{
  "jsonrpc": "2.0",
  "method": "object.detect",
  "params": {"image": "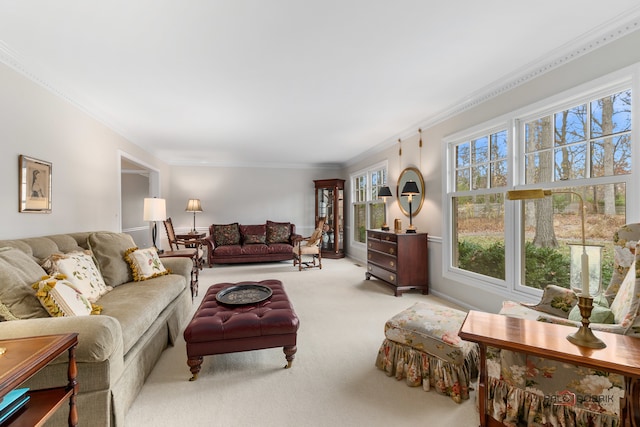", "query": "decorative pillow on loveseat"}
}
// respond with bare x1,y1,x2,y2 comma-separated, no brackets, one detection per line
32,274,102,317
266,220,291,244
41,251,111,303
124,247,169,281
213,223,241,246
240,224,266,244
523,284,578,318
568,294,614,324
87,232,136,287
